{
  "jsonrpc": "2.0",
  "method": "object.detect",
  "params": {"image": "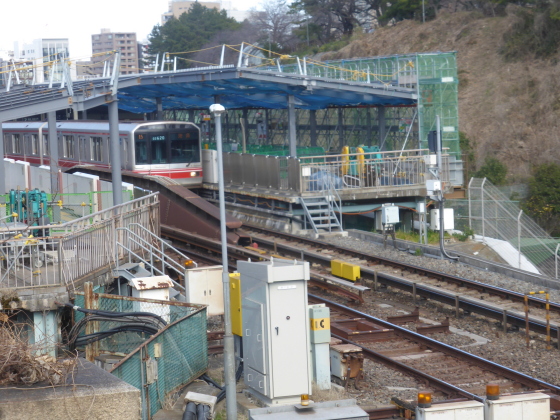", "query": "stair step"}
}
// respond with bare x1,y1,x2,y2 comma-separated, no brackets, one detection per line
316,224,340,228
304,202,329,207
312,216,339,221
